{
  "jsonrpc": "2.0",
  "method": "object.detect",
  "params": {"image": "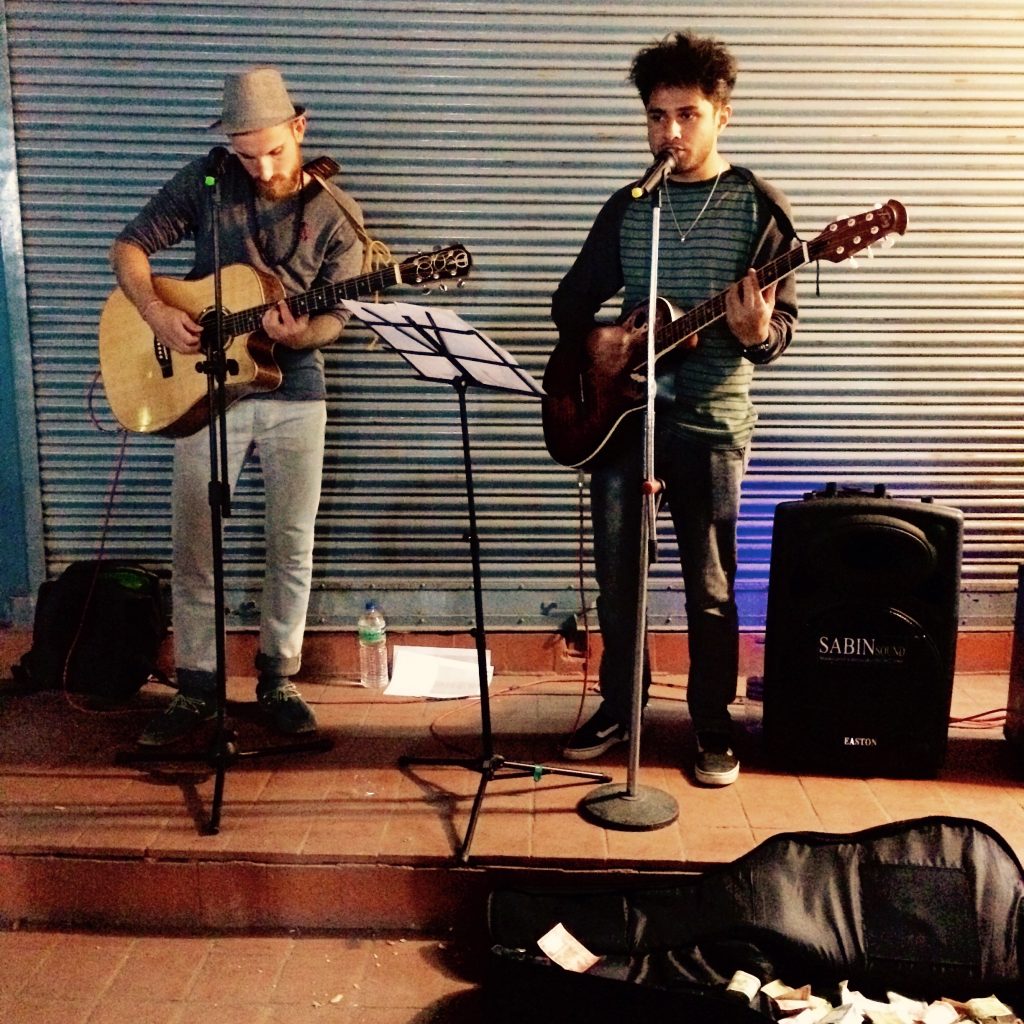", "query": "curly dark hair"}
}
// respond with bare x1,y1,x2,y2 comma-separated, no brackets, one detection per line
629,31,738,107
